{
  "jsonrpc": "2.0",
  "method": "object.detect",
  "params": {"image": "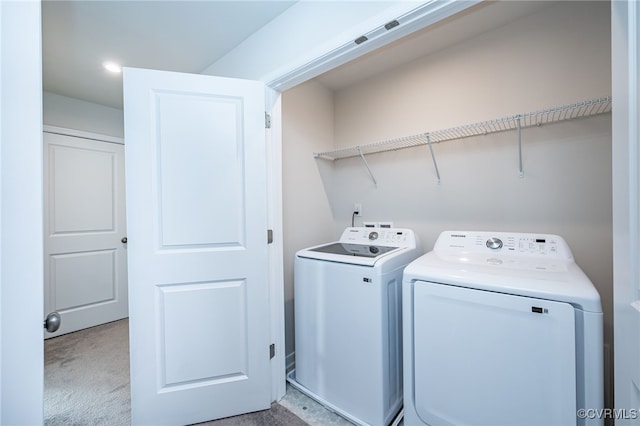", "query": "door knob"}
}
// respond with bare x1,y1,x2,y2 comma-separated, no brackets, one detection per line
121,237,128,244
44,311,61,333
